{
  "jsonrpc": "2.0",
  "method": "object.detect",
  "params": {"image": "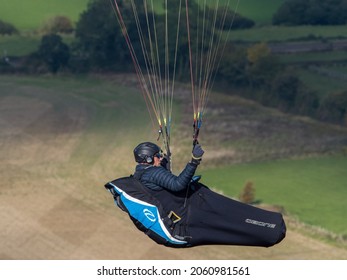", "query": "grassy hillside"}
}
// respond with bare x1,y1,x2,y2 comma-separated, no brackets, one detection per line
2,74,346,235
229,25,347,42
2,0,347,58
0,35,41,56
1,74,347,259
229,0,285,25
0,0,284,32
0,0,89,31
155,0,285,25
201,156,347,237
